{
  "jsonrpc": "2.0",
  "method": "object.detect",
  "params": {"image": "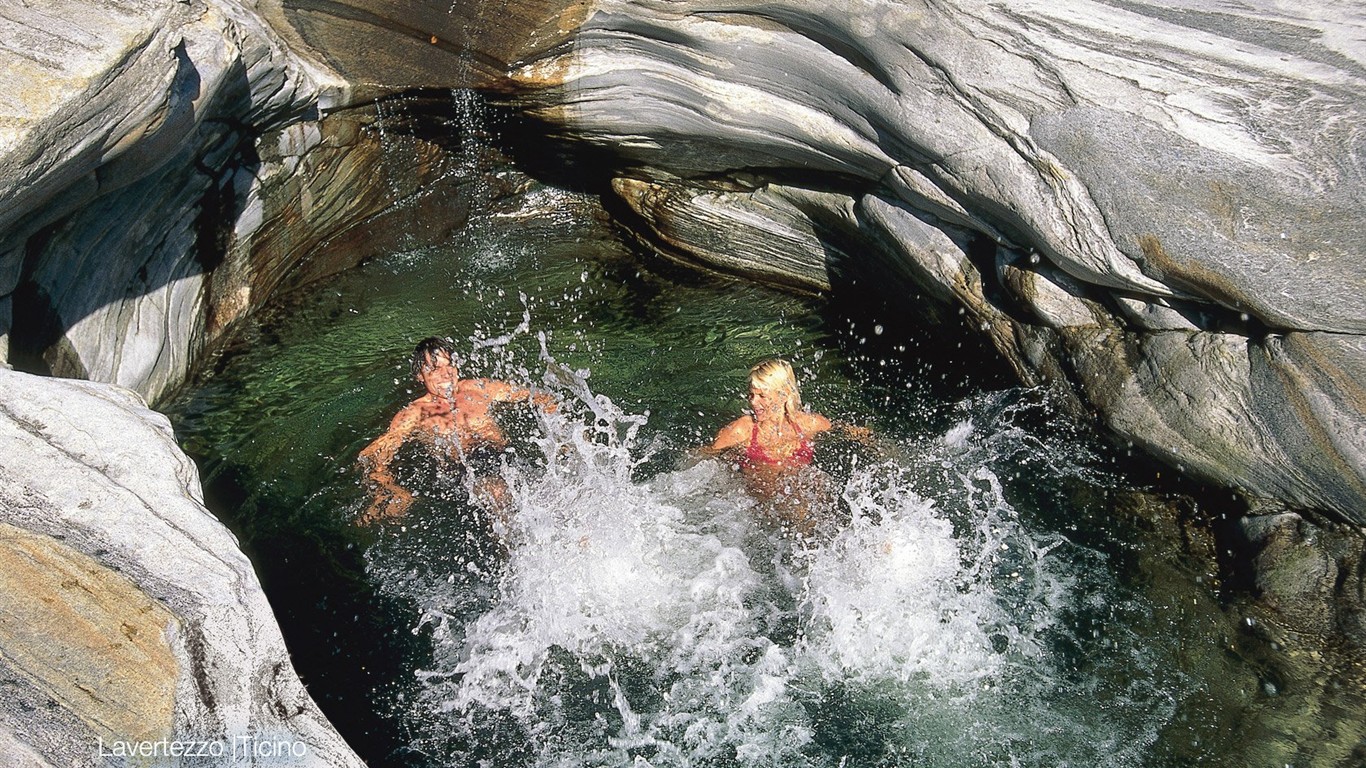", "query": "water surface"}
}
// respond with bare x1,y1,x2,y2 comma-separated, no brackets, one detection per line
168,176,1306,767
